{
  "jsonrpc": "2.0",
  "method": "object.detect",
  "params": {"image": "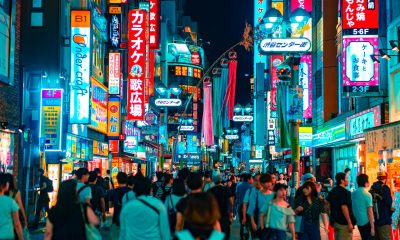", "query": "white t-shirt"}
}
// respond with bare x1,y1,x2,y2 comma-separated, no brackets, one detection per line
0,195,19,239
